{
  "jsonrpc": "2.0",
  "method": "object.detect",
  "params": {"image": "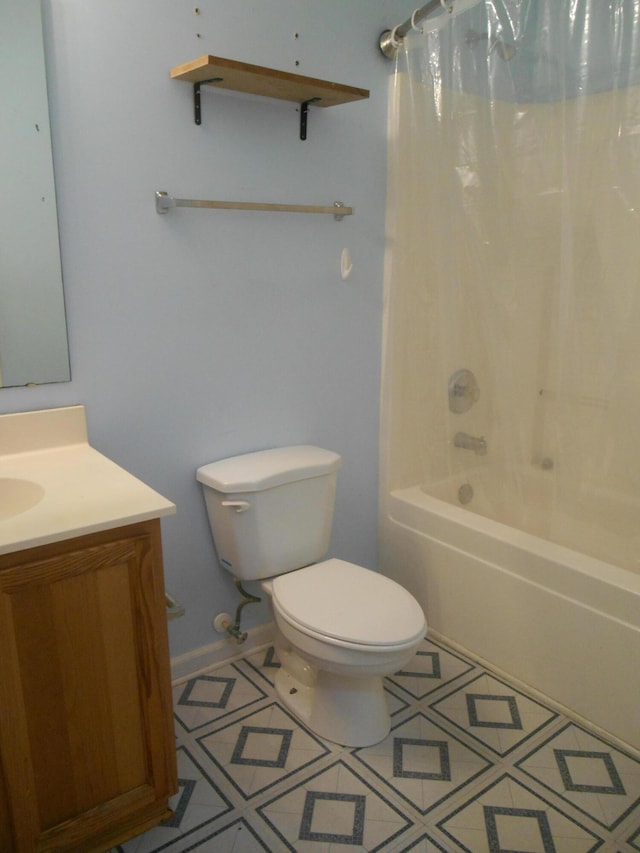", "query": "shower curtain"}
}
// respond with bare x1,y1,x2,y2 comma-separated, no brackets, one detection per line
383,0,640,570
